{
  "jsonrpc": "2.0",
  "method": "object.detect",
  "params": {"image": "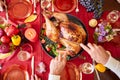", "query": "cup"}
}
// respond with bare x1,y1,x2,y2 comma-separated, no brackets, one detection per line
107,10,120,23
17,50,31,61
79,62,94,74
